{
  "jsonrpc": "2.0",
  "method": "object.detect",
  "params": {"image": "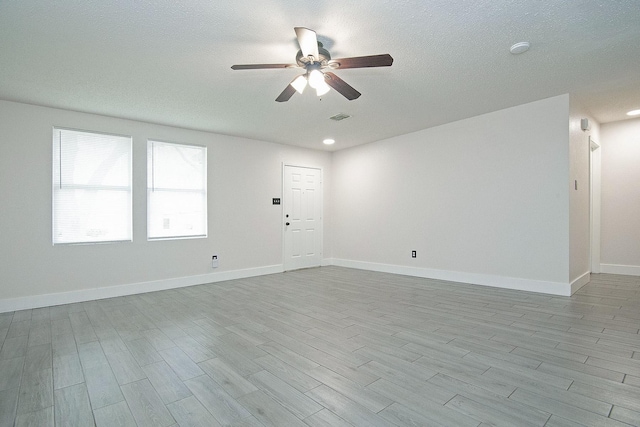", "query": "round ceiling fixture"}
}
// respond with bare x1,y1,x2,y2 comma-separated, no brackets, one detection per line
510,42,530,55
323,138,335,145
626,109,640,116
